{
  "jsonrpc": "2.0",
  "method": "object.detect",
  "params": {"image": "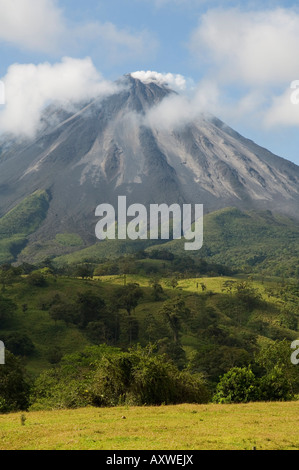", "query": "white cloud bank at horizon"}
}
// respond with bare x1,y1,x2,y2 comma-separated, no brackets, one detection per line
0,57,120,137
